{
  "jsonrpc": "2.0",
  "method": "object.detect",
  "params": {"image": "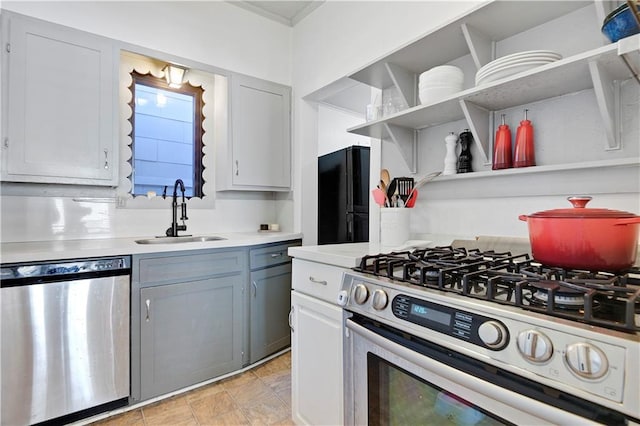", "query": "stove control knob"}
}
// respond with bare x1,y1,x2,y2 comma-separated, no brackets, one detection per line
353,284,369,305
517,330,553,363
337,290,349,307
565,343,608,379
478,321,508,349
371,289,388,310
